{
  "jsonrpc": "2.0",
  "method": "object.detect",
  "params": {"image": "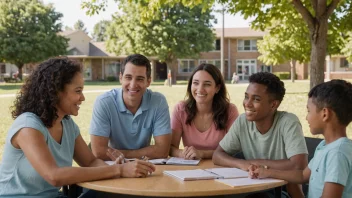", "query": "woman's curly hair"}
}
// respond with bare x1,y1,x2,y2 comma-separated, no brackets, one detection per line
184,63,230,131
11,57,83,127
